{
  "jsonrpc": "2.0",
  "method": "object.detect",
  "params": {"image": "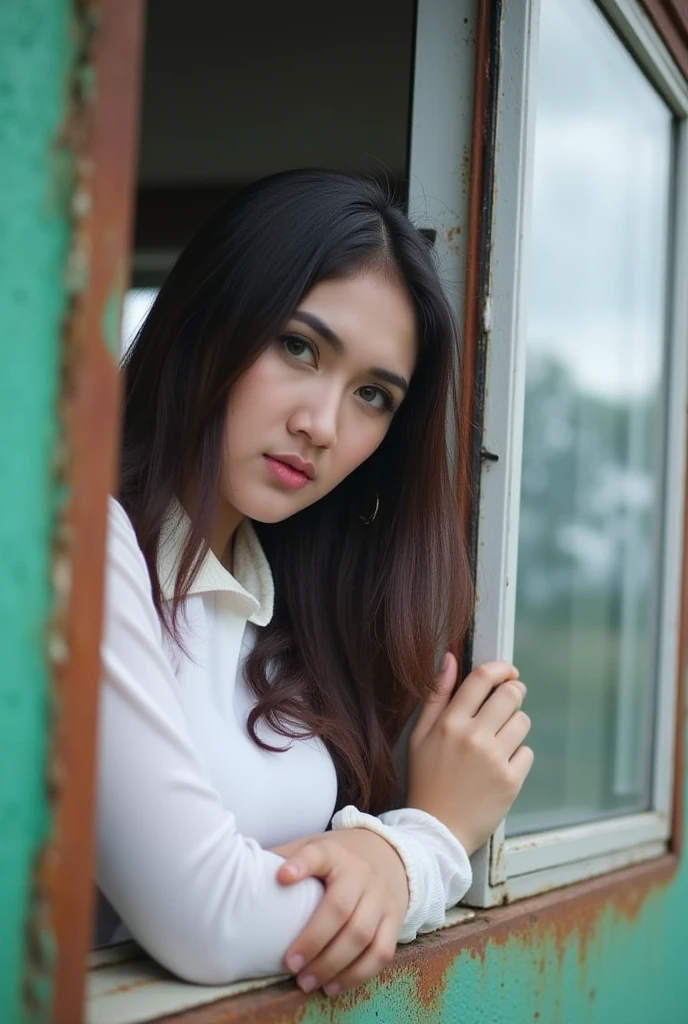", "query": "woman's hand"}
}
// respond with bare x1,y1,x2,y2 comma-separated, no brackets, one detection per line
407,654,534,855
270,828,408,996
